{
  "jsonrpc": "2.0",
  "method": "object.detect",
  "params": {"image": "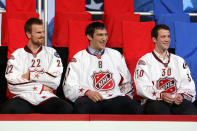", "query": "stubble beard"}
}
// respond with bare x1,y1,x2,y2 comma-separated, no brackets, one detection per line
32,39,45,46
